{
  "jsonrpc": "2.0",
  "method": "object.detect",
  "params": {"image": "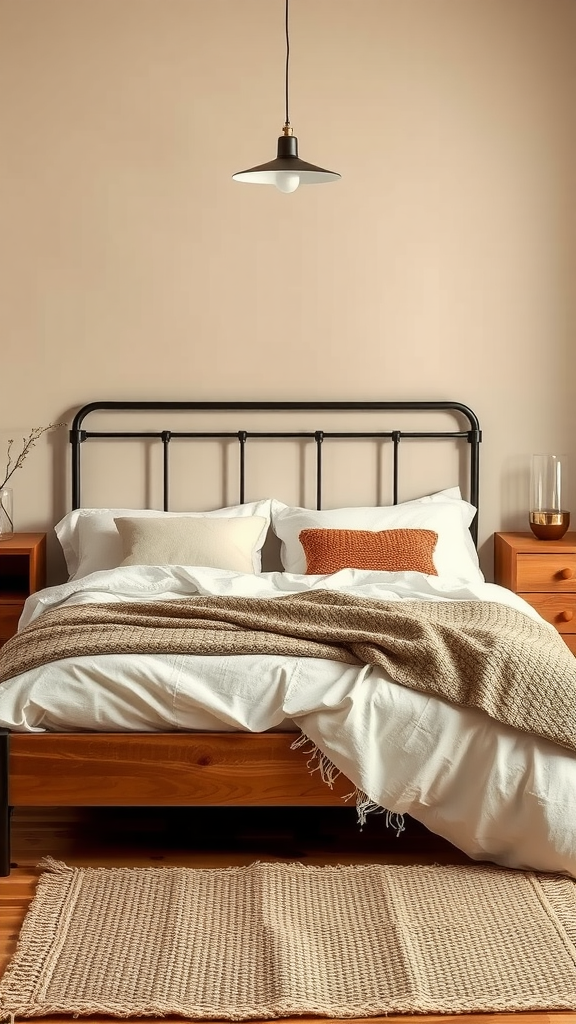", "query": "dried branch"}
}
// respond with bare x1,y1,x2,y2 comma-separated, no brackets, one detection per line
1,422,66,491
